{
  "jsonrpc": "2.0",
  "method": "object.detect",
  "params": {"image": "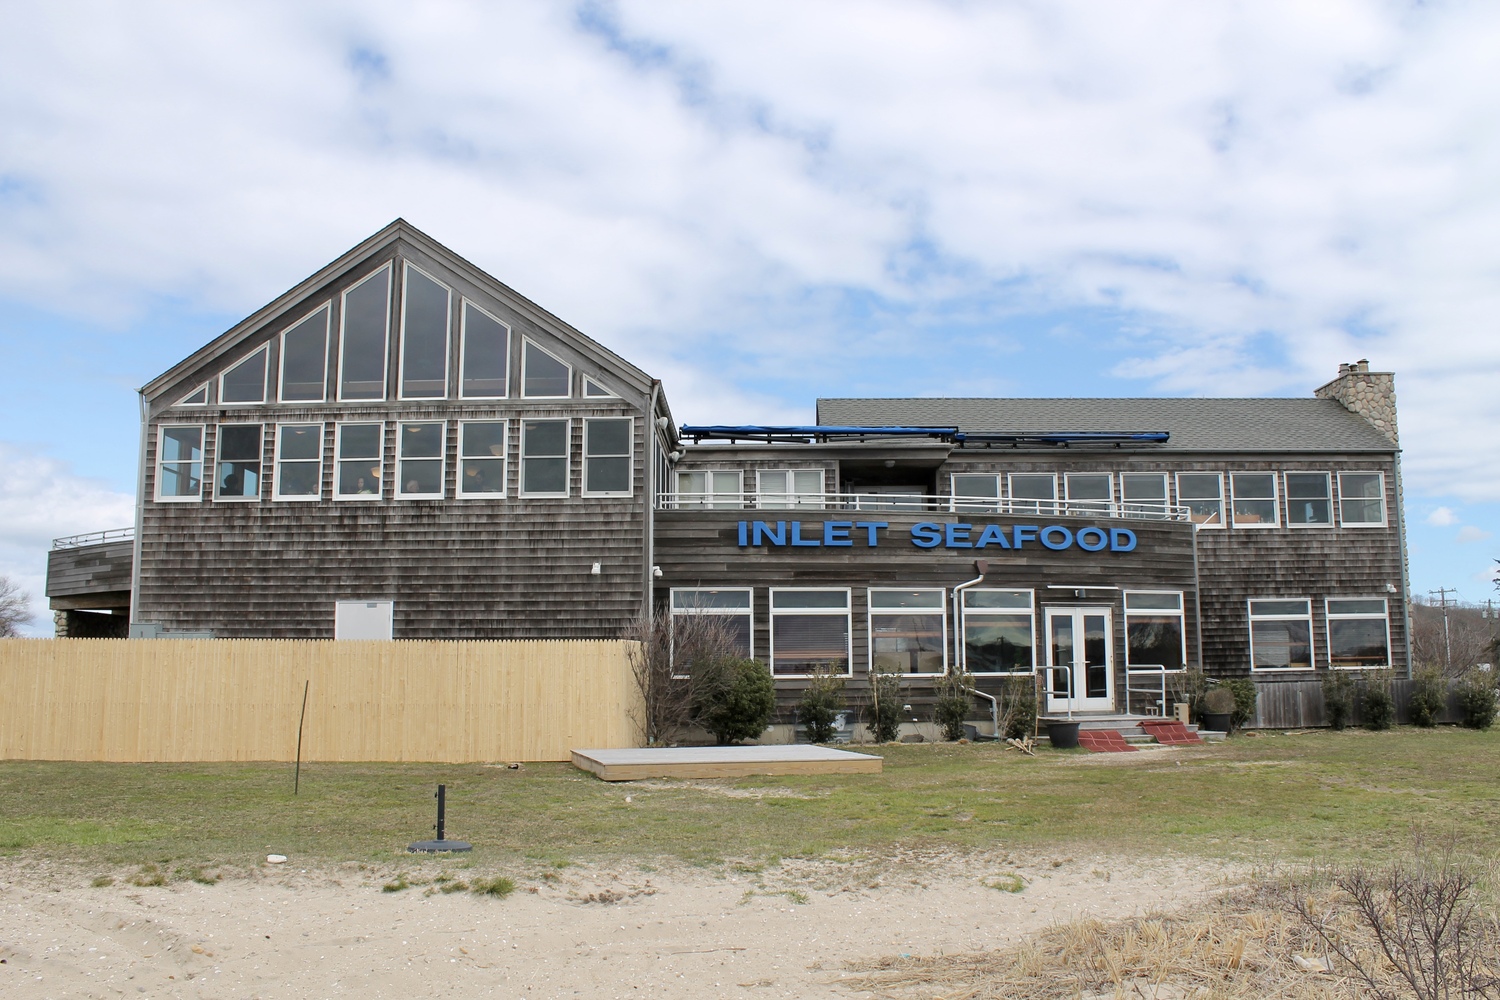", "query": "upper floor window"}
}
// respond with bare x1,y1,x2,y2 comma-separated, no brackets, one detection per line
1008,473,1056,514
758,469,823,510
1121,473,1168,518
584,418,632,496
583,376,615,397
176,384,209,407
522,340,570,398
334,422,383,500
459,420,507,496
1338,472,1386,527
951,473,1000,513
279,305,329,402
338,265,391,401
397,422,445,499
1064,473,1111,513
216,424,263,500
274,424,324,501
156,425,204,501
399,263,450,399
1176,473,1224,527
1285,472,1332,526
677,470,742,509
1230,473,1278,528
521,418,569,497
220,344,268,405
459,301,509,398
